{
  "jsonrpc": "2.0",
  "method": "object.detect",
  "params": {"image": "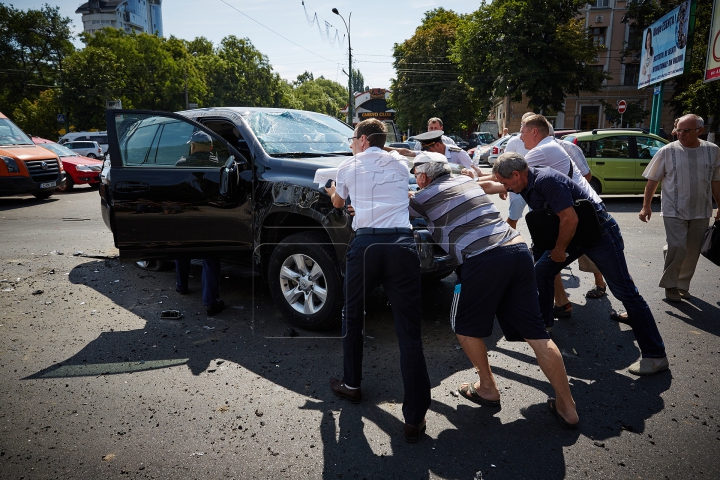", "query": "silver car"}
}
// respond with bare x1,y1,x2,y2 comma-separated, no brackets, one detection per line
487,133,519,165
